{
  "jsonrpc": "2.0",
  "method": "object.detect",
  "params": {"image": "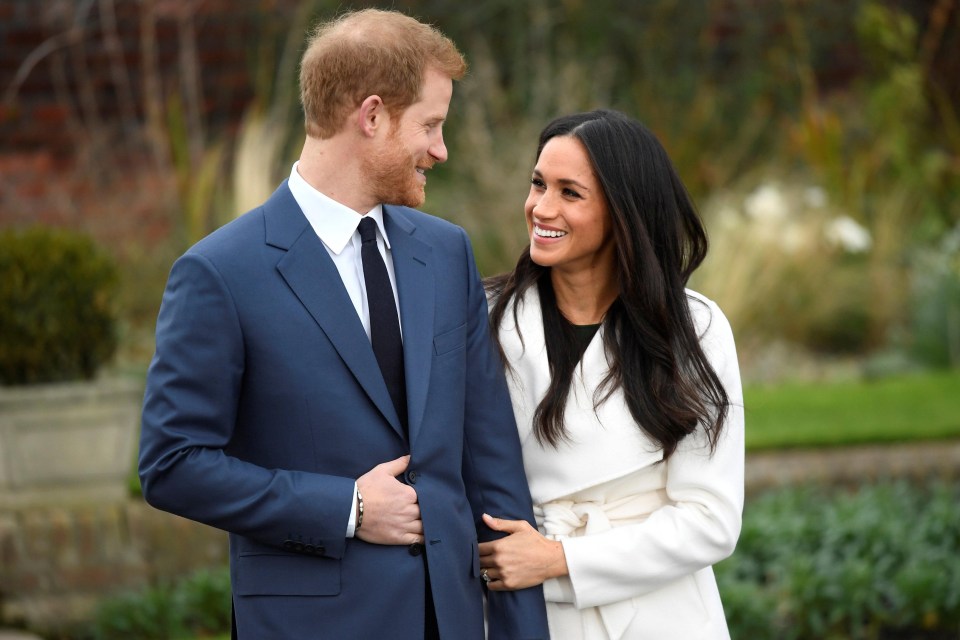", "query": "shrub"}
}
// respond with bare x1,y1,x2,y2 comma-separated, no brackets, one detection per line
0,226,120,385
908,225,960,369
718,479,960,639
92,567,231,640
177,567,233,634
92,585,186,640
